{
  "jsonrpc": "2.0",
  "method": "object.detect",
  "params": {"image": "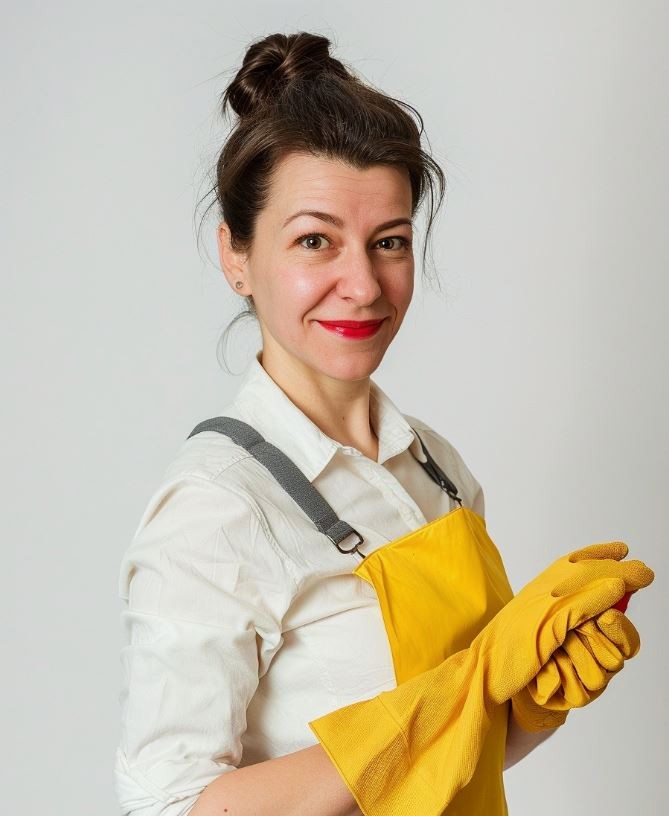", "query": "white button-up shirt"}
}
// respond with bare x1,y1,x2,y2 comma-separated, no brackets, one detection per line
115,350,486,816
